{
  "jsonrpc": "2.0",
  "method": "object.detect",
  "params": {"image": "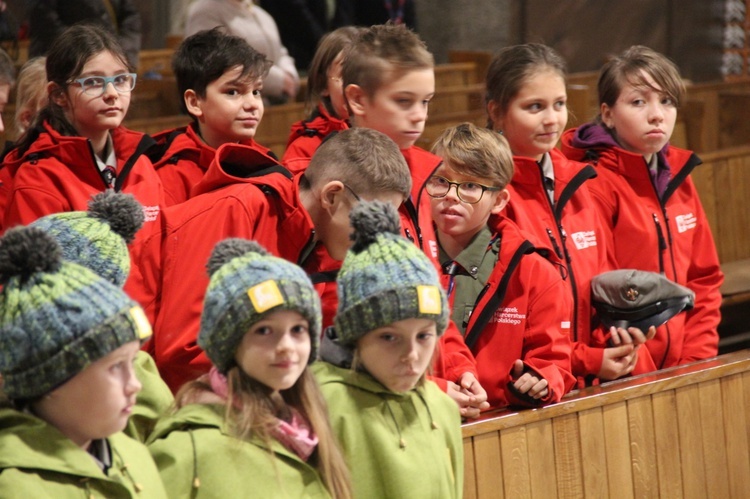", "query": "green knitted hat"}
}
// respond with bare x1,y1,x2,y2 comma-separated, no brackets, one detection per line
198,239,322,374
28,191,144,287
0,227,152,400
335,200,449,346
